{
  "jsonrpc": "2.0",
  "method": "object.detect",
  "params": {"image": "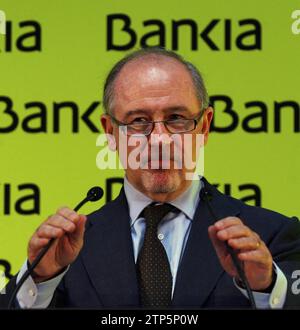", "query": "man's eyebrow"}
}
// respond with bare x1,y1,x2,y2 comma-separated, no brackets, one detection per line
122,106,190,121
122,109,150,121
163,106,190,114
